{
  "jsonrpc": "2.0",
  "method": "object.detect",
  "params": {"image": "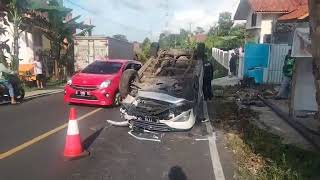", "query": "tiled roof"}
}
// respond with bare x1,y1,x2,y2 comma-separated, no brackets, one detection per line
191,34,208,43
278,5,309,20
248,0,308,13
